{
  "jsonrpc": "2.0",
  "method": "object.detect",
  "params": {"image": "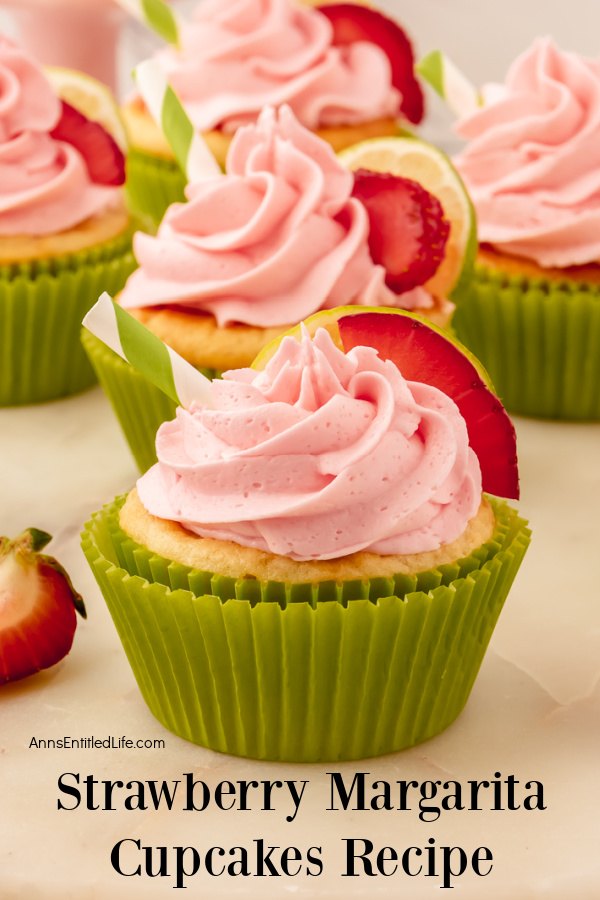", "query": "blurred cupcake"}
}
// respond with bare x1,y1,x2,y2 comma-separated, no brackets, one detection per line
452,38,600,420
84,105,457,471
82,310,529,761
122,0,424,228
0,35,133,405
